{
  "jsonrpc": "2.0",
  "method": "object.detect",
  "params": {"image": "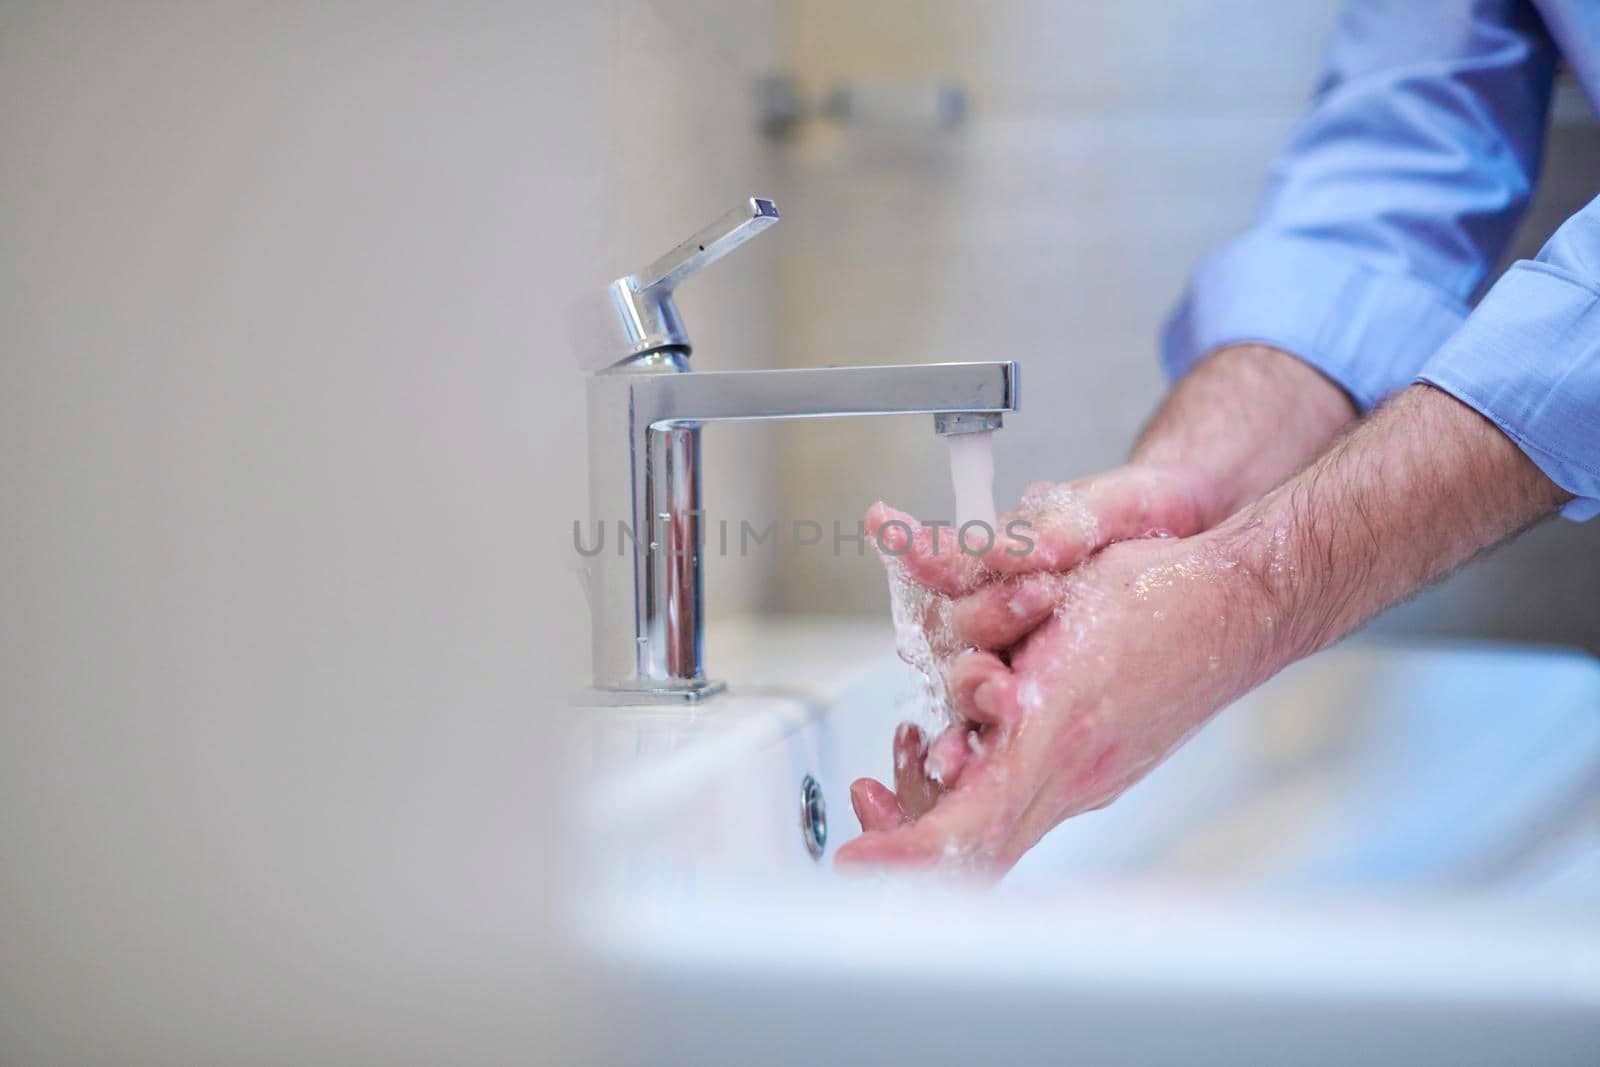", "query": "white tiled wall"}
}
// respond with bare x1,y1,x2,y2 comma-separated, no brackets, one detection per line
769,0,1600,649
